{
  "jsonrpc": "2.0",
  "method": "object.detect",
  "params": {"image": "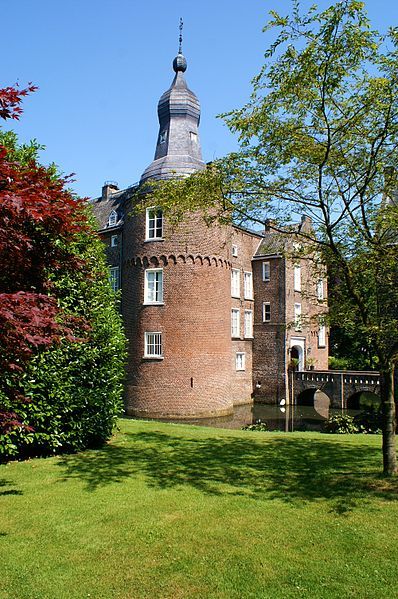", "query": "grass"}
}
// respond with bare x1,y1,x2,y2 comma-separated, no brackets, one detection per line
1,418,398,599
